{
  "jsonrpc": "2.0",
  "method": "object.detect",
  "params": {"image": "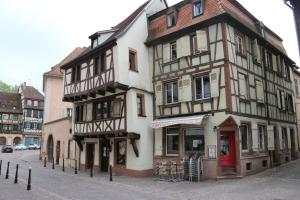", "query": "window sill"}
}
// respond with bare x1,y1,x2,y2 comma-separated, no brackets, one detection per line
191,51,209,58
193,98,212,104
129,68,139,73
138,114,147,118
192,13,203,19
239,98,250,103
163,58,179,66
